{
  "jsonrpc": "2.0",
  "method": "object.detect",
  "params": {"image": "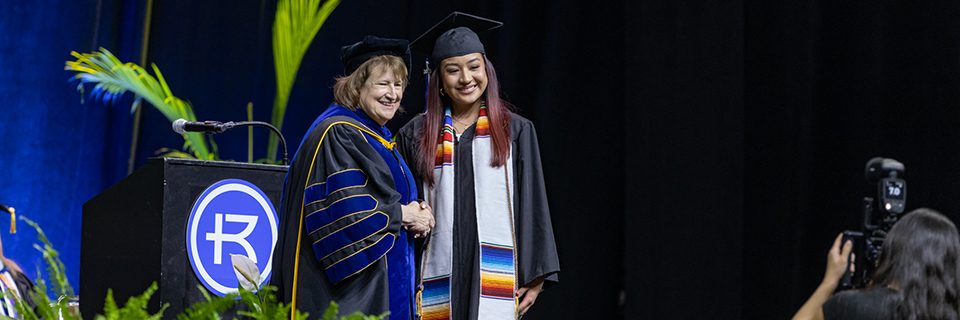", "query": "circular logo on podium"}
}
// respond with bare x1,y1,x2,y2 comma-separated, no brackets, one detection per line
186,179,278,296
